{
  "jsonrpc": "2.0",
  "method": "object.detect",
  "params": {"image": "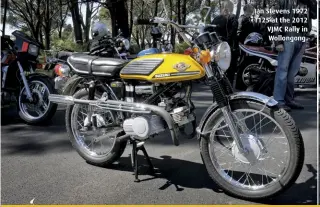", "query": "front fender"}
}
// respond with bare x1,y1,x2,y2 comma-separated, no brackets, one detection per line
196,91,278,139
